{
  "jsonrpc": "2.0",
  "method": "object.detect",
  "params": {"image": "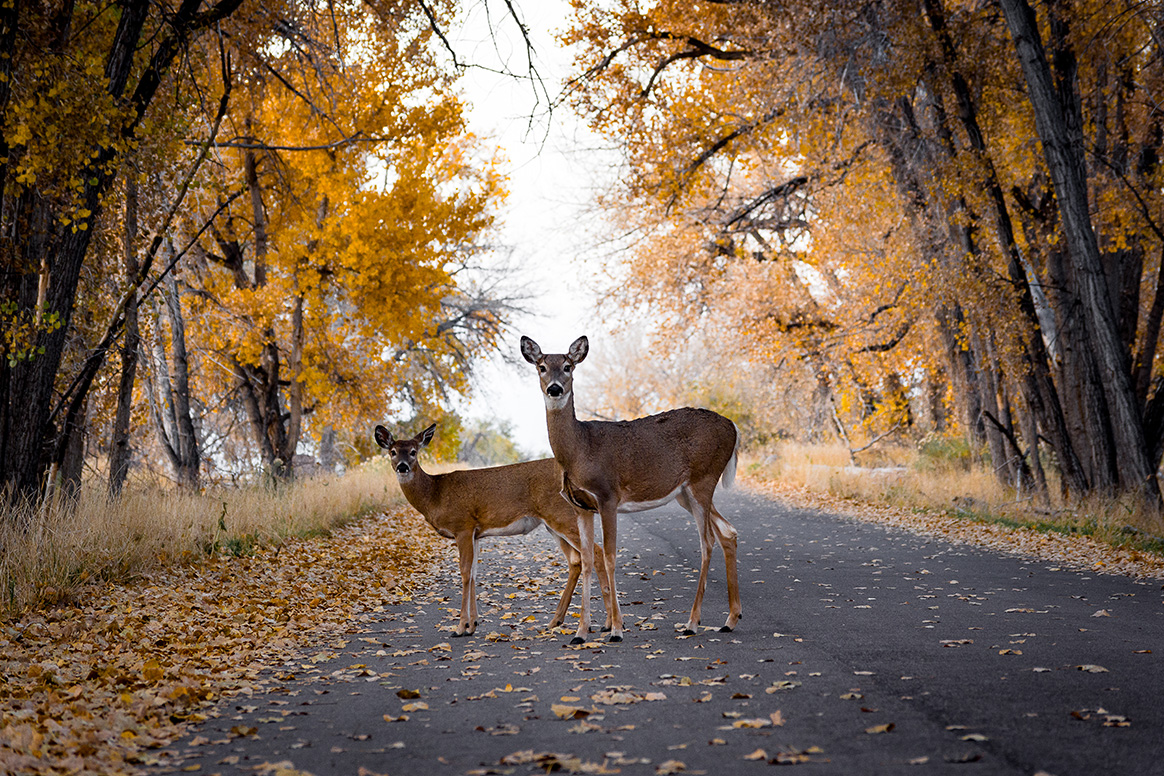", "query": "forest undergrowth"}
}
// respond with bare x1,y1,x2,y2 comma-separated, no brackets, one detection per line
745,442,1164,579
0,460,407,619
